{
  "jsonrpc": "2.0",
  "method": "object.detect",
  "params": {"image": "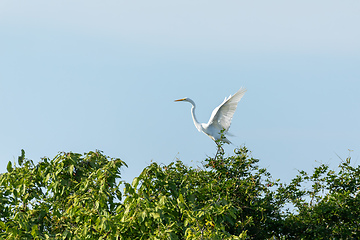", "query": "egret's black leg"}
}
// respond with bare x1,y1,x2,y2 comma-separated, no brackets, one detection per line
214,144,219,160
214,142,223,160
